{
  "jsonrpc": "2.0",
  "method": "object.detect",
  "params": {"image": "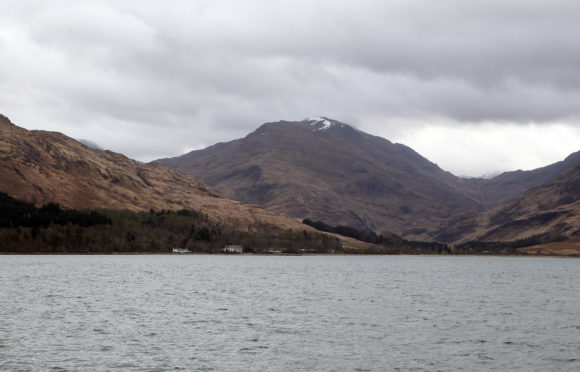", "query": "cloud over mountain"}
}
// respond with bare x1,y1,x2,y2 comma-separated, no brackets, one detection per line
1,0,579,175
